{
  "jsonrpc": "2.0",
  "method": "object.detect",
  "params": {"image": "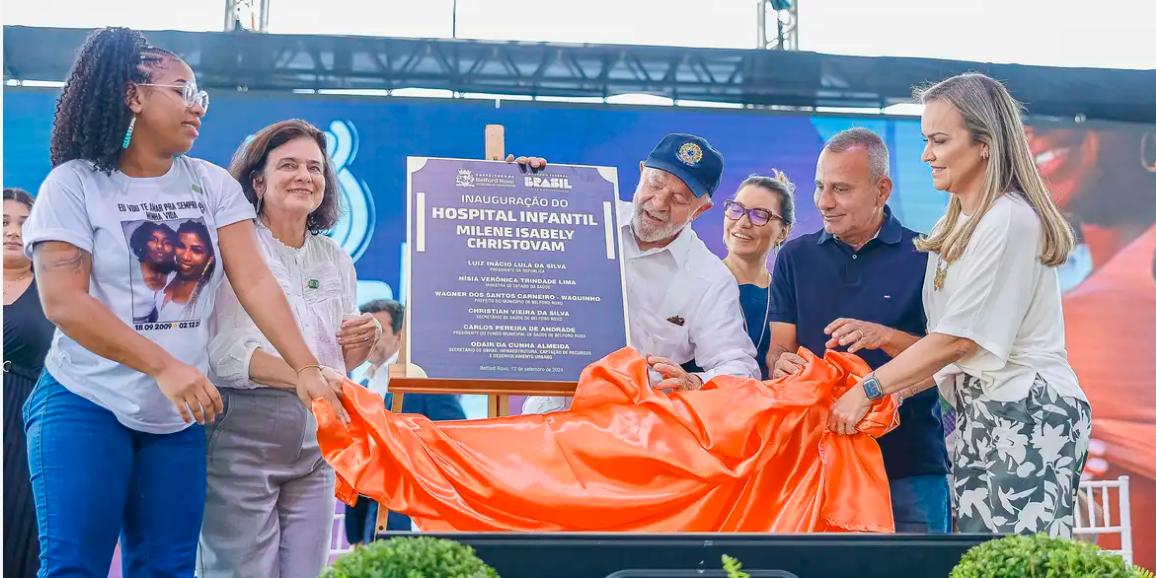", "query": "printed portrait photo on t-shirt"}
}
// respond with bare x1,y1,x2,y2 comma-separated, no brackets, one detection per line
122,217,216,326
